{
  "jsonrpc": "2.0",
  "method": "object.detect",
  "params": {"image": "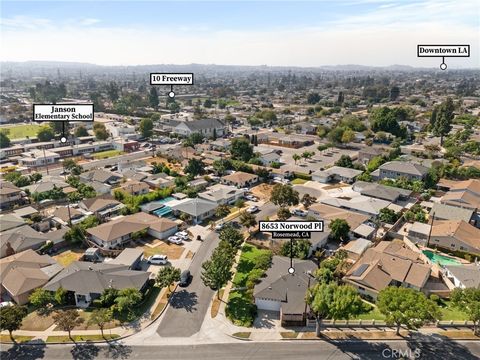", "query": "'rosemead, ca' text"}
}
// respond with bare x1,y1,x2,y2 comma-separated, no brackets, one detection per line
33,104,94,122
